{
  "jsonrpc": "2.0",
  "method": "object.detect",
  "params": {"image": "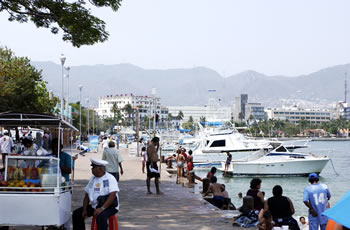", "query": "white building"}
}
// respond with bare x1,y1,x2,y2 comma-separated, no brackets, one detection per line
167,105,232,123
265,106,333,124
96,93,168,123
